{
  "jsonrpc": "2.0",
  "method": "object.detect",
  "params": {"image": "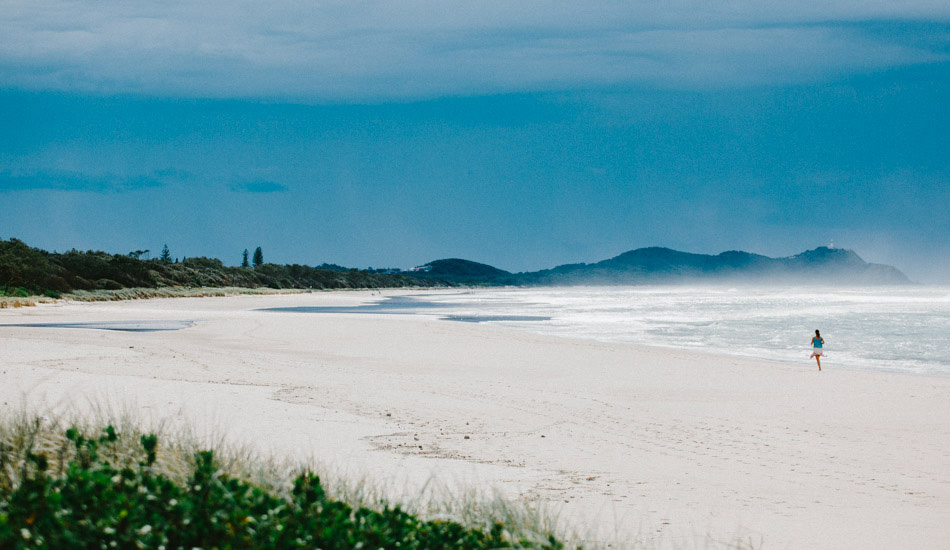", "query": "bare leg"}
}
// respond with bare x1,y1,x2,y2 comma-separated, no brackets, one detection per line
816,356,821,371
